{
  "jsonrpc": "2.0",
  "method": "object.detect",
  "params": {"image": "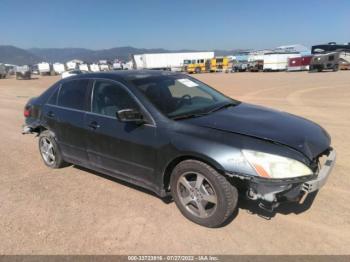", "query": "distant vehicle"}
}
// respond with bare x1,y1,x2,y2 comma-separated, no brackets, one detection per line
183,59,207,73
210,57,229,72
66,61,77,70
232,61,248,72
38,62,53,76
31,65,40,75
339,51,350,70
61,70,88,79
53,63,66,75
79,64,90,72
122,61,133,70
263,53,301,71
247,60,264,72
133,52,214,71
99,64,110,71
15,65,31,80
311,42,350,54
309,52,340,72
90,64,100,72
339,59,350,70
5,64,16,75
0,63,6,79
287,56,313,71
112,62,123,70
